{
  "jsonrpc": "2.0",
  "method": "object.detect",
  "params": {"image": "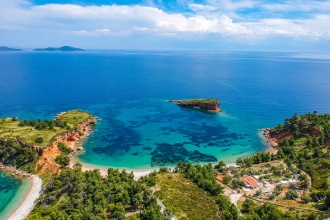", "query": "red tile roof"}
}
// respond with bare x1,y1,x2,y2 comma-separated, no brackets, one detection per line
241,176,258,188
